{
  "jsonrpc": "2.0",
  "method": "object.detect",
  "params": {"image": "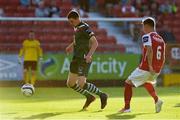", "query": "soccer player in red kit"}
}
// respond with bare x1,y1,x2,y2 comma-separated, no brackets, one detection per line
119,17,165,113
